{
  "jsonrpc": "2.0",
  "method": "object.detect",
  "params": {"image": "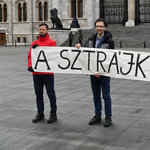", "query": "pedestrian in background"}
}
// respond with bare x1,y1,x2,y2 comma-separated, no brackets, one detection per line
28,23,57,124
78,30,83,46
68,31,74,47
